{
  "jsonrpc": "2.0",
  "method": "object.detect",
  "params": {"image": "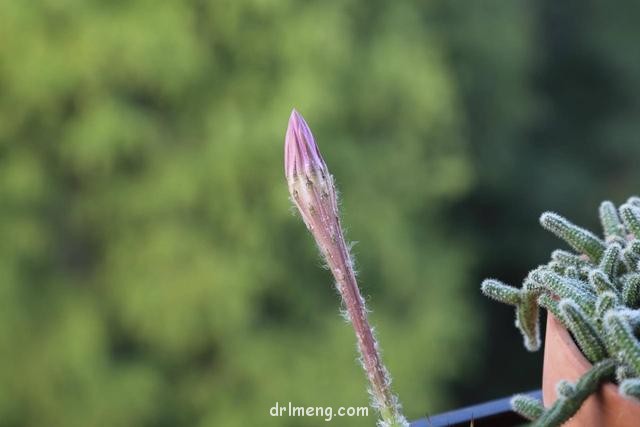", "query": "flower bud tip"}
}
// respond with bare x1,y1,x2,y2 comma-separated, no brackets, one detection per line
284,109,326,179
